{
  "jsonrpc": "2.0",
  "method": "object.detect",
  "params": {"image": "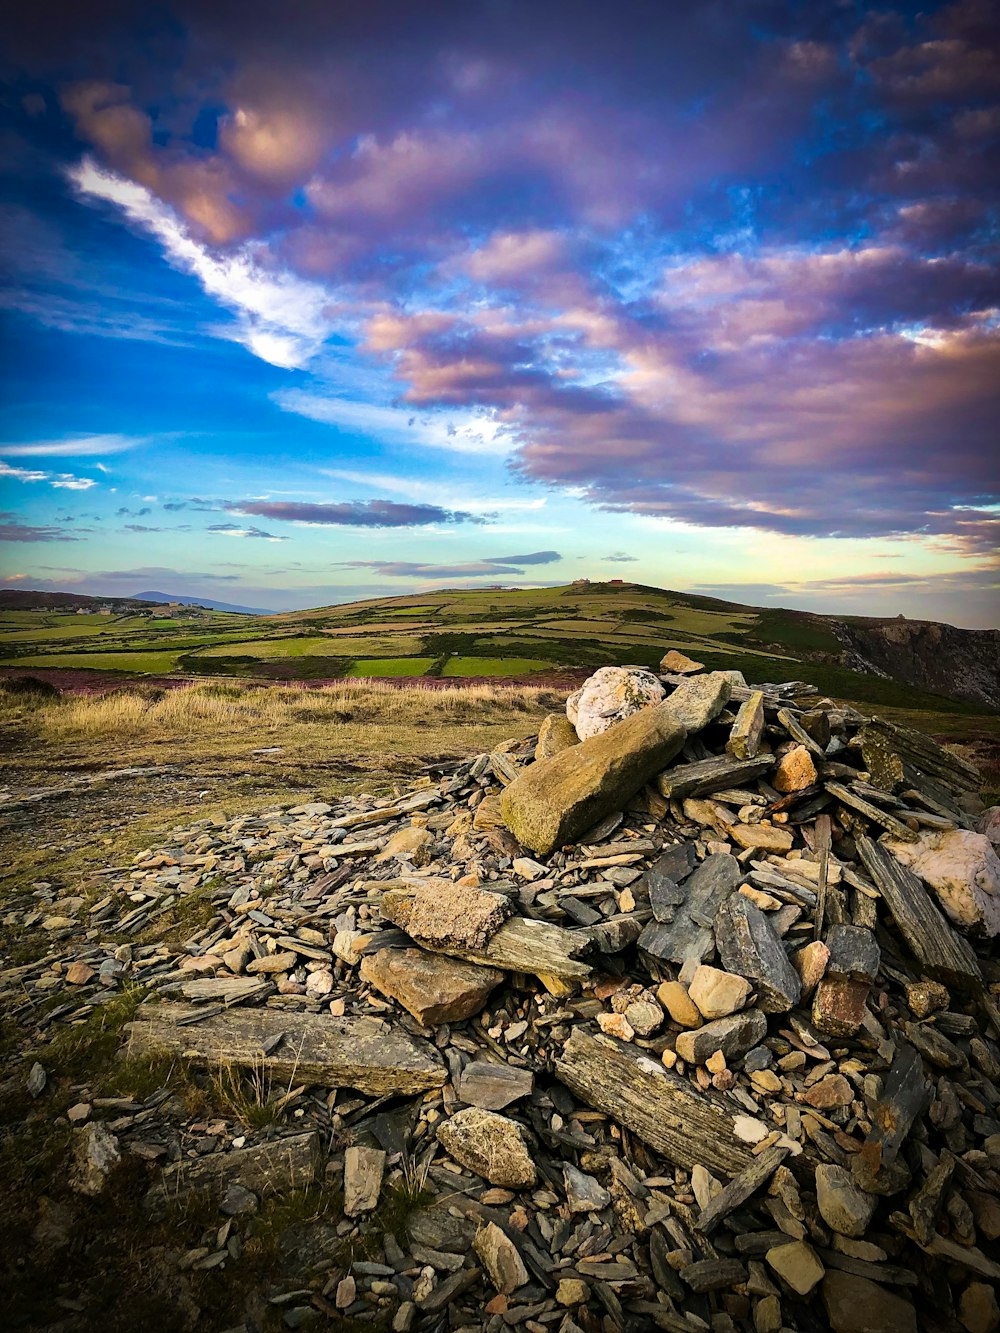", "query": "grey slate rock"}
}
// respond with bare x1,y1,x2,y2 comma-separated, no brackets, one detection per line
826,924,881,983
675,1008,768,1065
715,894,801,1013
639,853,741,963
644,843,697,922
